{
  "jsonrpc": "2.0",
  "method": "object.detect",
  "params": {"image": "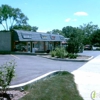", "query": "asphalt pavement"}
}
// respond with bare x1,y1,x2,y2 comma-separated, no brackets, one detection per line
7,55,86,85
0,51,100,99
